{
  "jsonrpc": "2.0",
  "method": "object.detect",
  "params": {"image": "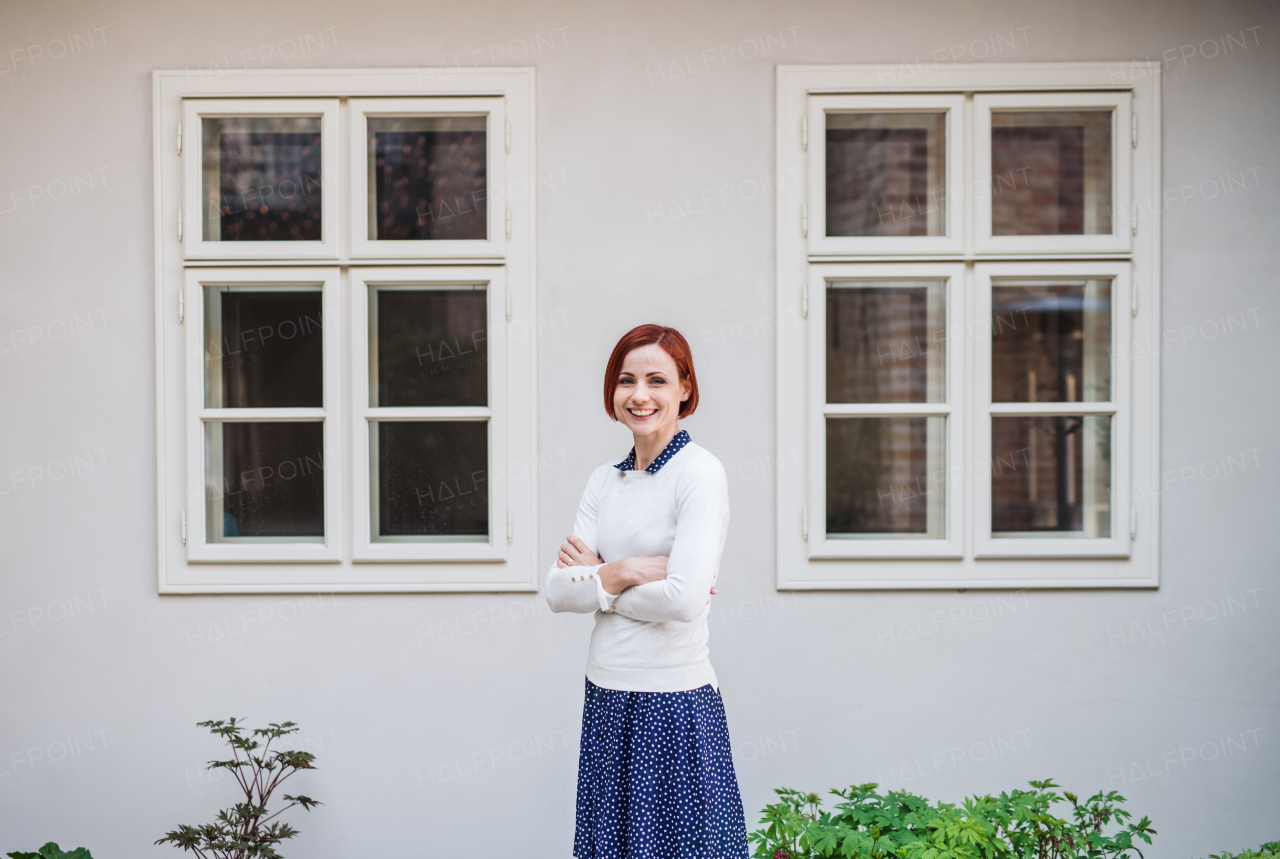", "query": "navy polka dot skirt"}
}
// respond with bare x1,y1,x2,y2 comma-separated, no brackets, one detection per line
574,679,749,859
